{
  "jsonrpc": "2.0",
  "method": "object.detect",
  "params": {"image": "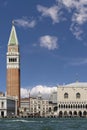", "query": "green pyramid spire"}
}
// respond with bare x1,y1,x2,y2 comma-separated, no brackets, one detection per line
8,21,18,45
